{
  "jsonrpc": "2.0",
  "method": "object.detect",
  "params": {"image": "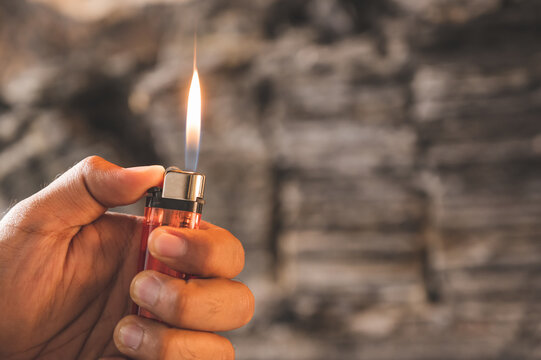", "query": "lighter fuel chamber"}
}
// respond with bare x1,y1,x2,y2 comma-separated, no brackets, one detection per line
133,167,205,318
